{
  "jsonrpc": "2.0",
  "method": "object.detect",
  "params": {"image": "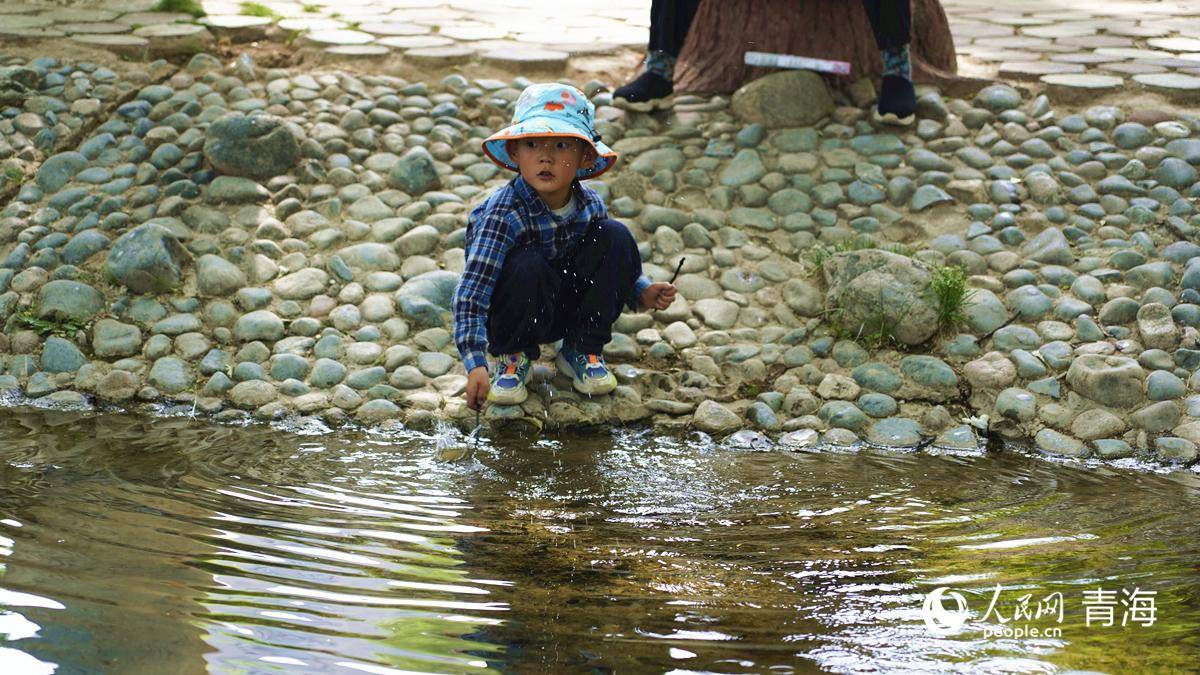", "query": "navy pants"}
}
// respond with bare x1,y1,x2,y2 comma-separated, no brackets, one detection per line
486,219,641,360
